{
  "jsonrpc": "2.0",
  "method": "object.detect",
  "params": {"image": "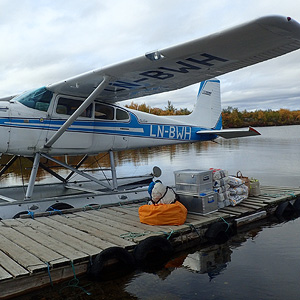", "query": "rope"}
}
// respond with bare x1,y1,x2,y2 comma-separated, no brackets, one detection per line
27,211,35,219
219,217,230,232
120,228,179,241
263,191,296,198
48,206,63,216
166,229,175,240
120,231,152,239
188,224,201,237
59,261,91,296
83,204,102,211
46,262,53,287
